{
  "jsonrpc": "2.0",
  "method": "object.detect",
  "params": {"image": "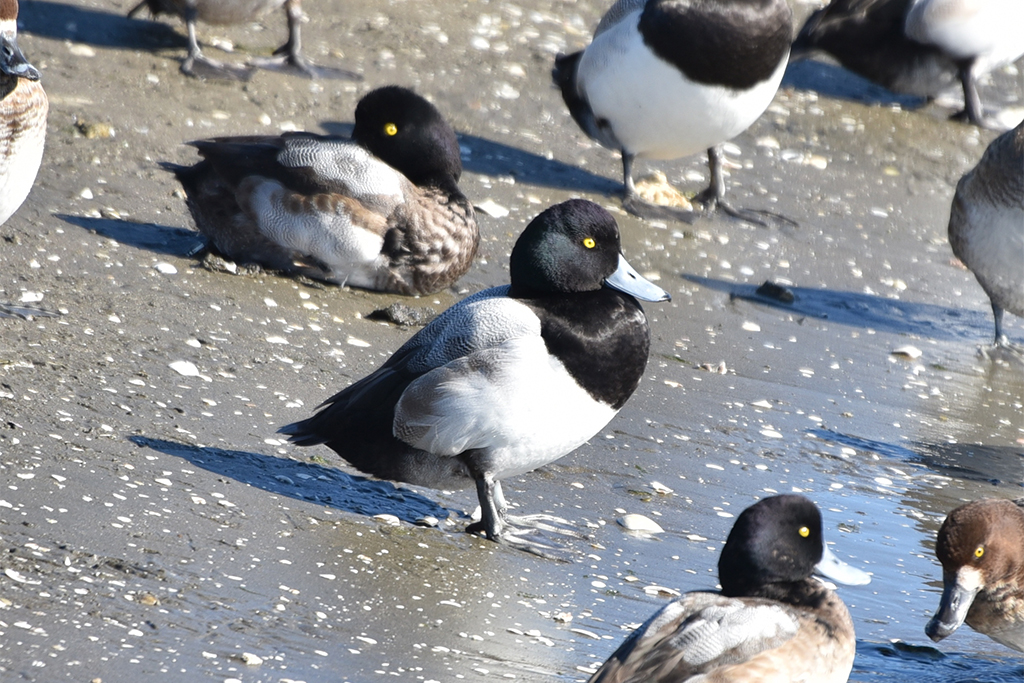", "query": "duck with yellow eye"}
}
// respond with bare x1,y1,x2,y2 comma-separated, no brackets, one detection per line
587,494,870,683
163,86,478,296
281,200,669,555
926,498,1024,652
